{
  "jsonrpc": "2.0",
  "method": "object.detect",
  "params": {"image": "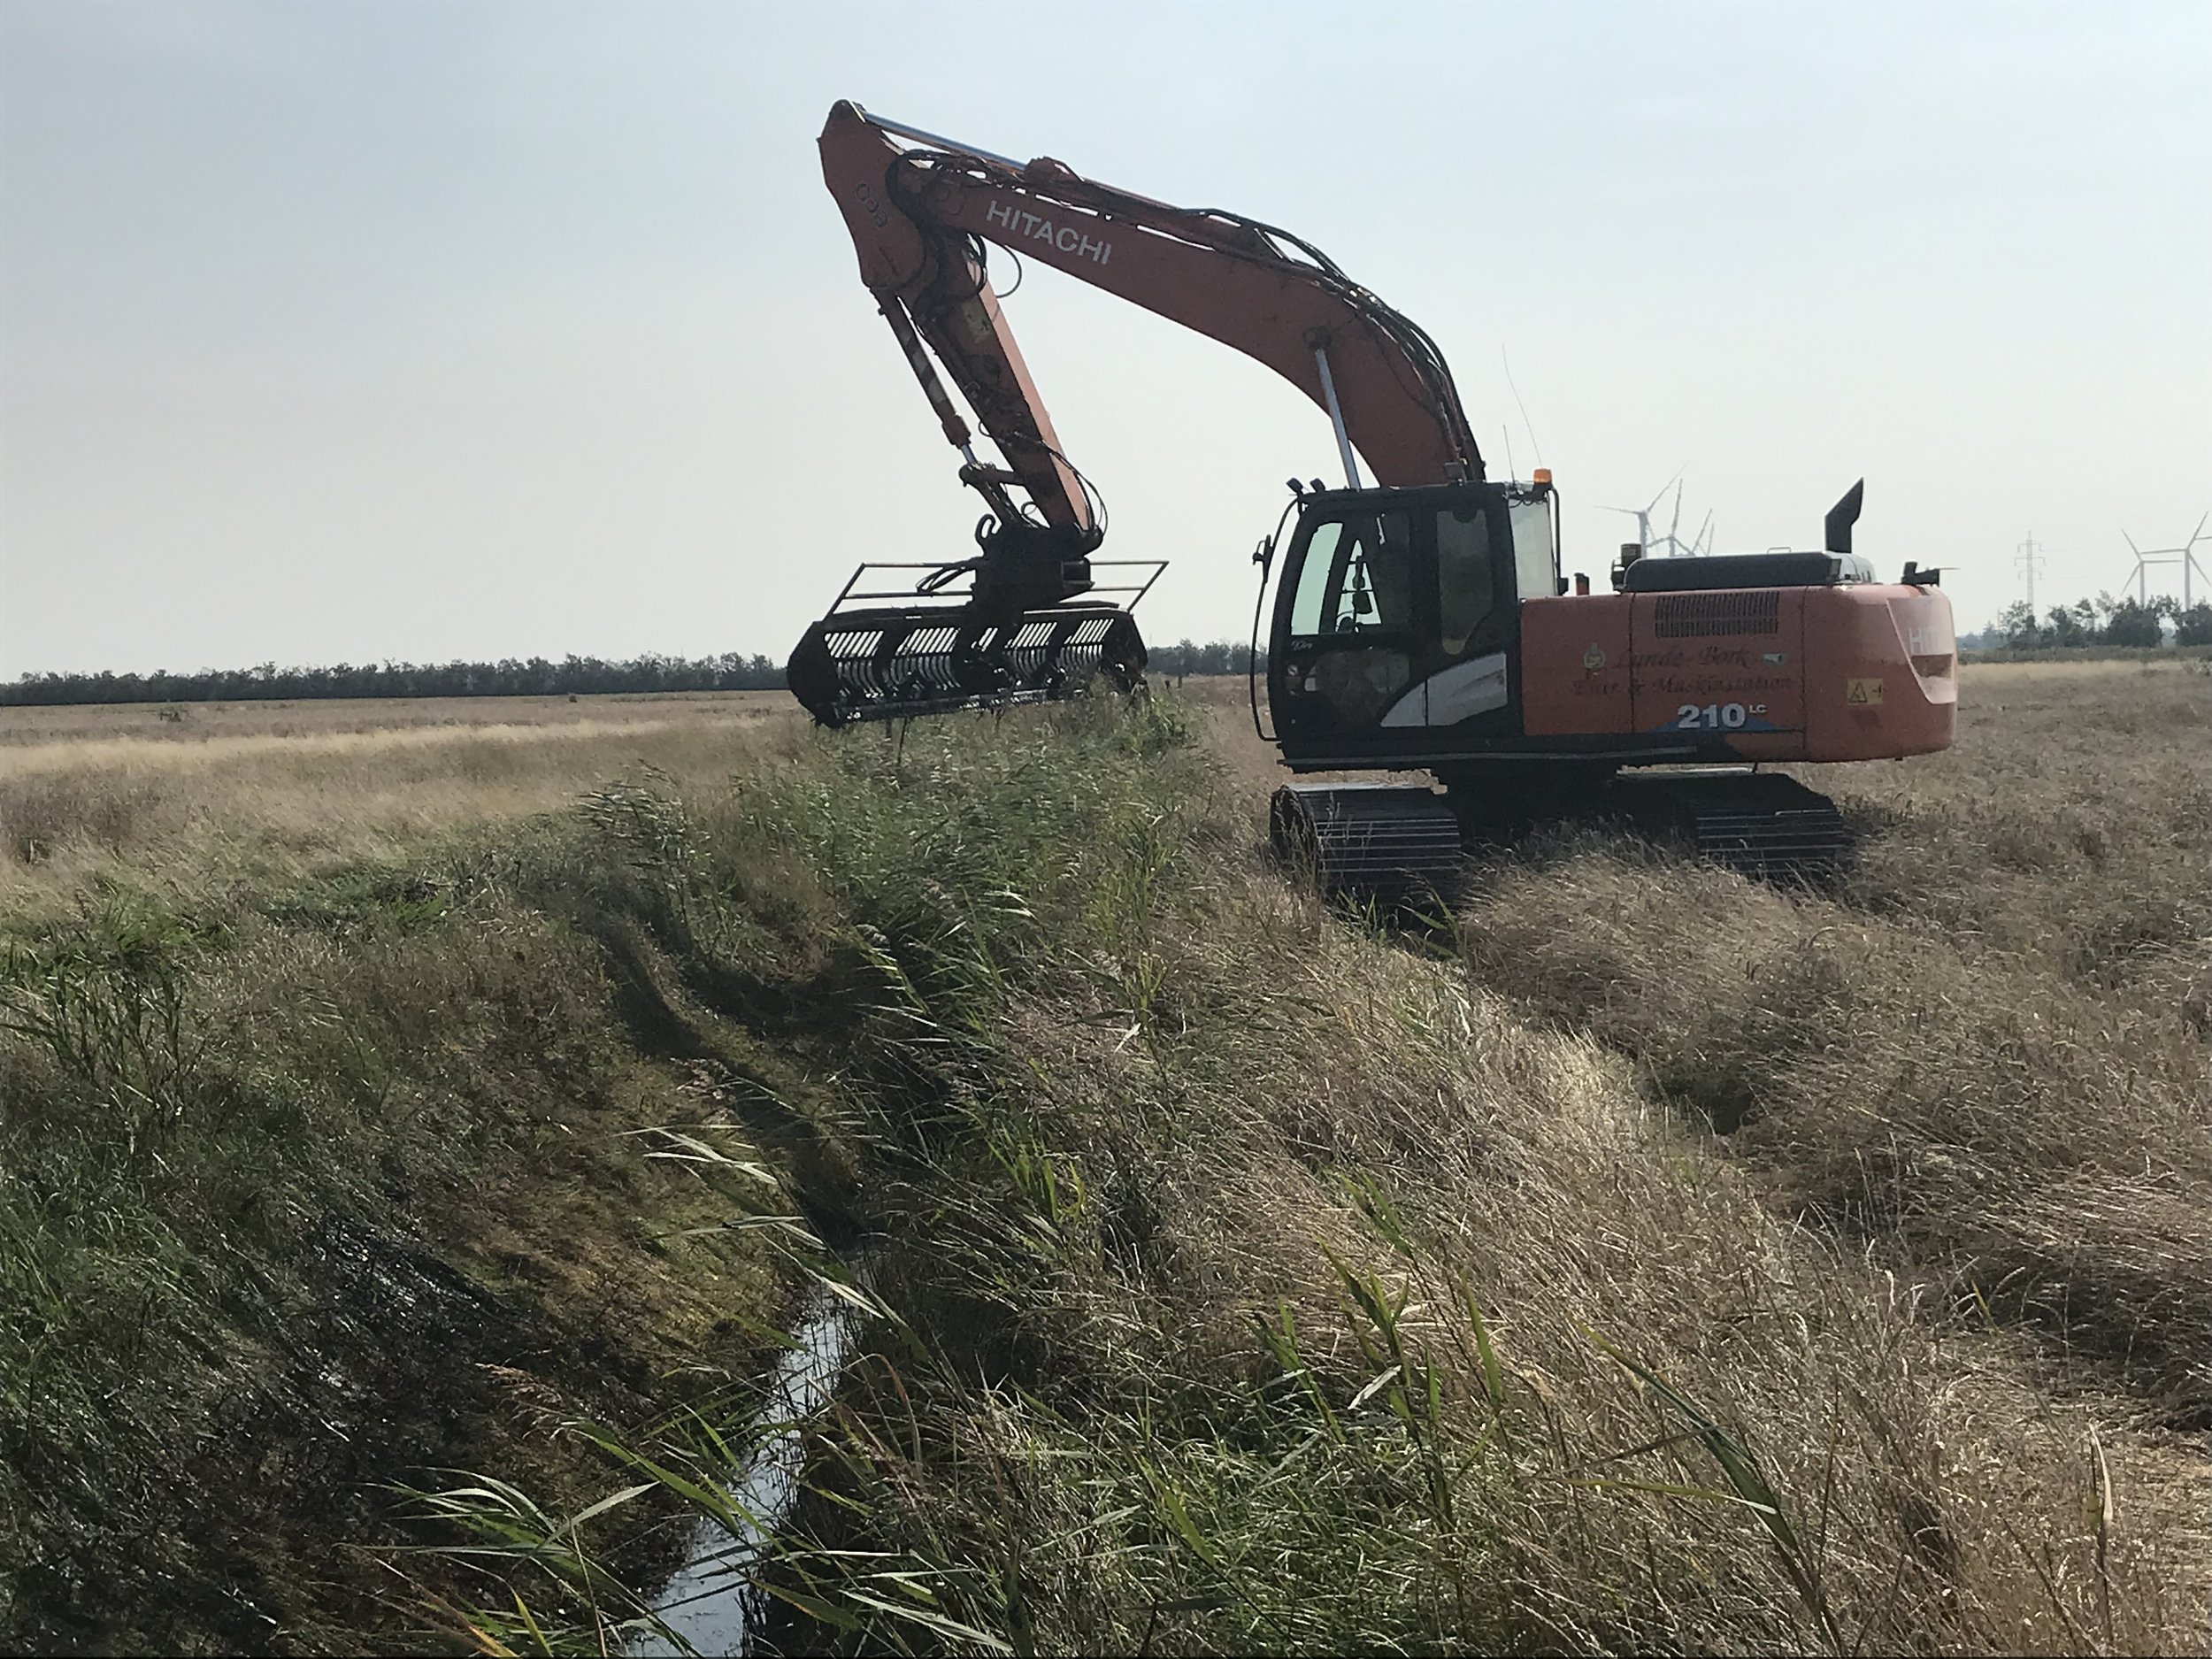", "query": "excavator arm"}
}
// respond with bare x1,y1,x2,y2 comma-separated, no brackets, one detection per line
820,102,1483,508
823,104,1478,506
792,100,1487,727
